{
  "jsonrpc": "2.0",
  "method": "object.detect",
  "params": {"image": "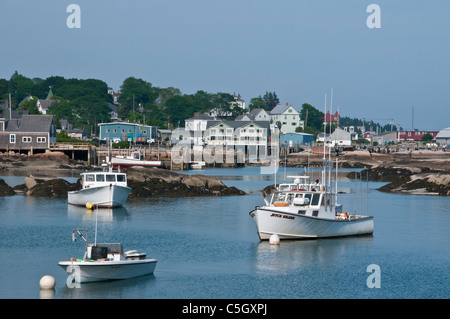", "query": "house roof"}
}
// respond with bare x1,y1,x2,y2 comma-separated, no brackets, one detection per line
186,113,214,121
38,99,59,110
4,115,54,132
207,120,270,130
270,104,301,115
436,127,450,138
